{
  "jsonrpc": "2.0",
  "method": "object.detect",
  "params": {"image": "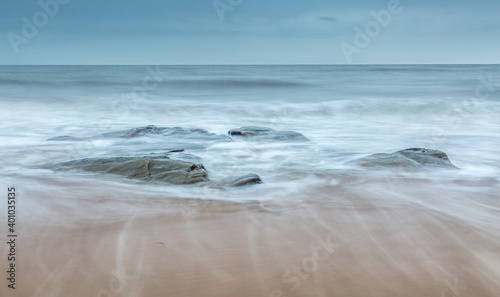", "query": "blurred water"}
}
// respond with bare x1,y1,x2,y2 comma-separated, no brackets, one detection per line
0,65,499,202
